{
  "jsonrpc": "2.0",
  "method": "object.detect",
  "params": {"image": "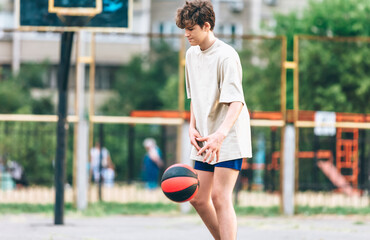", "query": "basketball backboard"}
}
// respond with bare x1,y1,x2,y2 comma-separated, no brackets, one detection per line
16,0,132,32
